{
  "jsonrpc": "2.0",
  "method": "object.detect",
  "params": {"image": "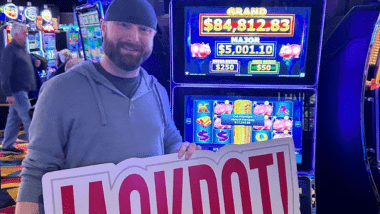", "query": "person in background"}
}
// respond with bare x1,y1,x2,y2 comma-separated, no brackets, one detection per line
64,57,84,71
15,0,200,213
28,54,45,100
56,48,72,76
0,22,37,155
